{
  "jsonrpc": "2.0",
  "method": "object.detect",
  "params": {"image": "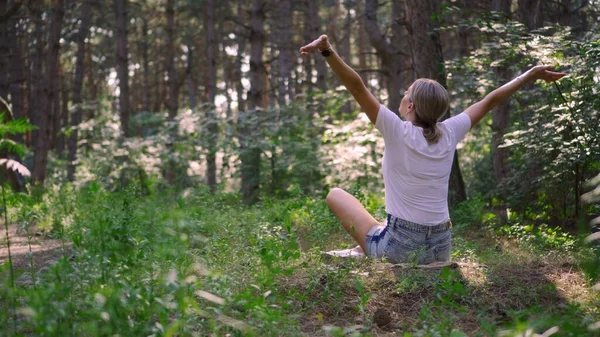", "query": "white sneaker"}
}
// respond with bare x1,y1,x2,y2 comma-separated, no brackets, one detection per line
324,246,366,259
